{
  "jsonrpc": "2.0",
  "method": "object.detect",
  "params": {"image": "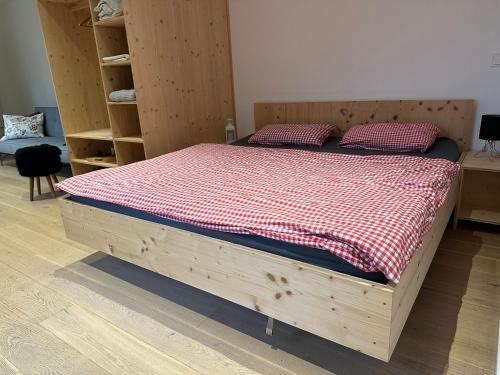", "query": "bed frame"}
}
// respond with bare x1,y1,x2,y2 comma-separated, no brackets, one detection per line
58,99,474,361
